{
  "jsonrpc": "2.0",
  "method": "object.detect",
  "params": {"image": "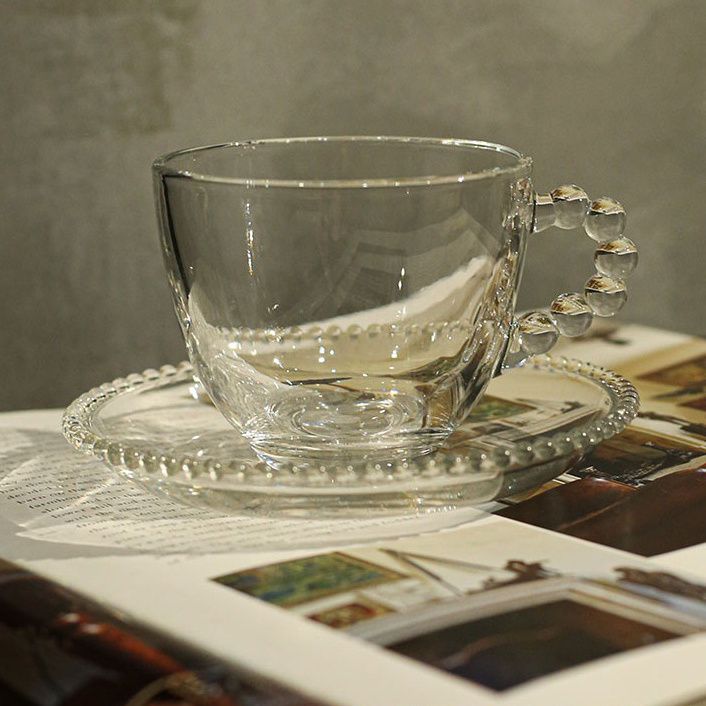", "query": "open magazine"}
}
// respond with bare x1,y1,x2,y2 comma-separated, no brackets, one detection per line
1,323,706,706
